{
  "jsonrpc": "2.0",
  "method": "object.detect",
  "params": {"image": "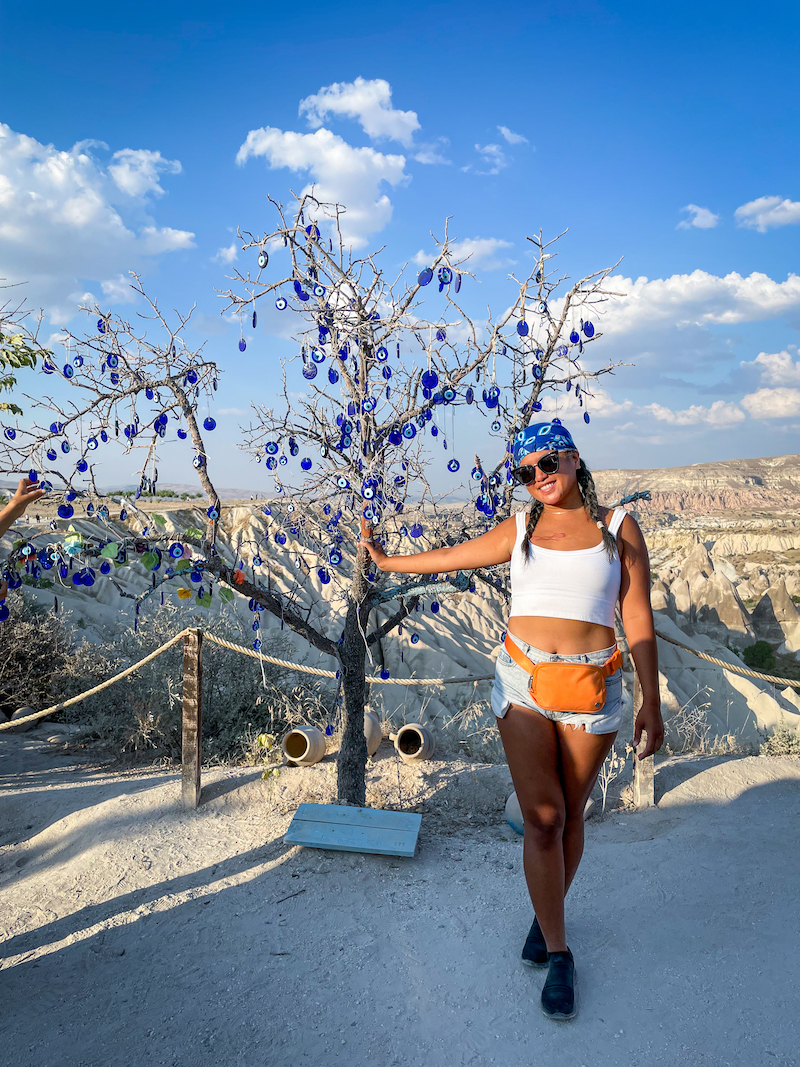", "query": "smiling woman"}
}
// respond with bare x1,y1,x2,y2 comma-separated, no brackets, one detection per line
361,417,664,1022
